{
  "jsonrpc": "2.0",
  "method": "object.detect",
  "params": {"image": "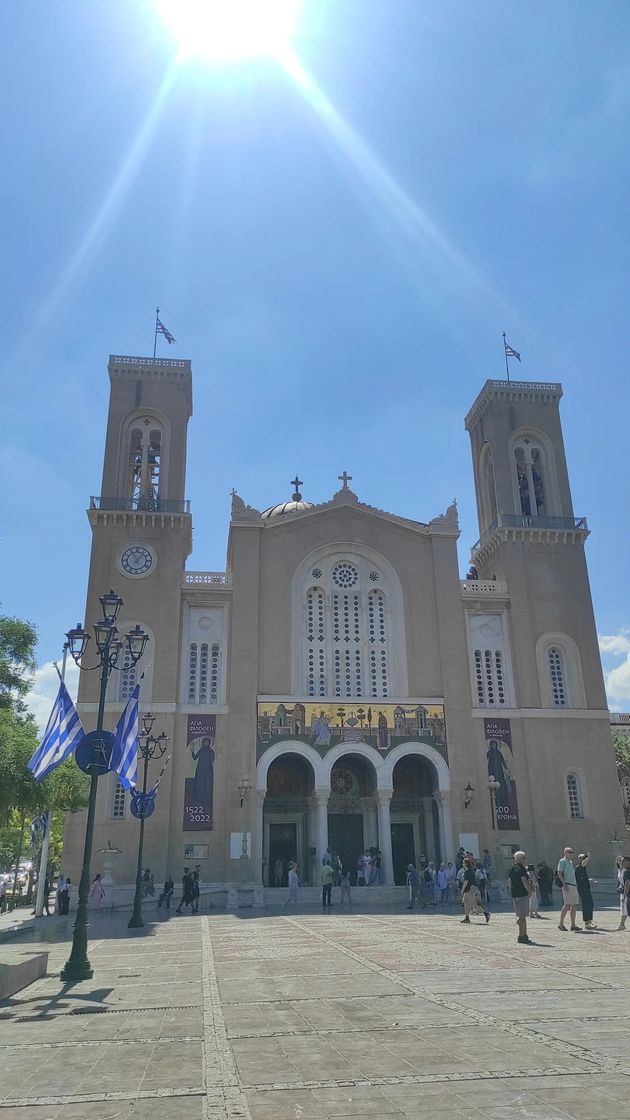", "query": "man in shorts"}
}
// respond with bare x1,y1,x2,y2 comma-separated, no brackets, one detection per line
510,851,534,945
557,846,581,931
